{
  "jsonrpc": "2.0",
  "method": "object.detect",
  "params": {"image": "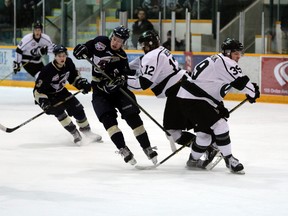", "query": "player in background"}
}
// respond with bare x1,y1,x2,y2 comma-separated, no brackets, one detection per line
177,38,260,174
127,30,218,168
33,45,102,145
73,26,158,165
13,20,55,77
